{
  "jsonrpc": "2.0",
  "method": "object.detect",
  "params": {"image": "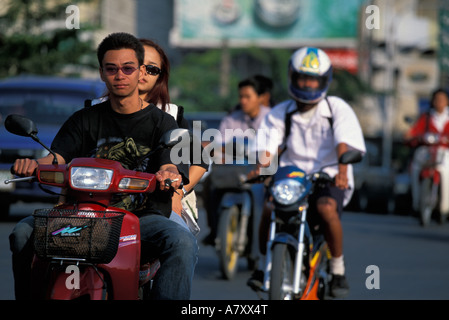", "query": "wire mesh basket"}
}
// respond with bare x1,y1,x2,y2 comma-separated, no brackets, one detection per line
33,209,125,264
